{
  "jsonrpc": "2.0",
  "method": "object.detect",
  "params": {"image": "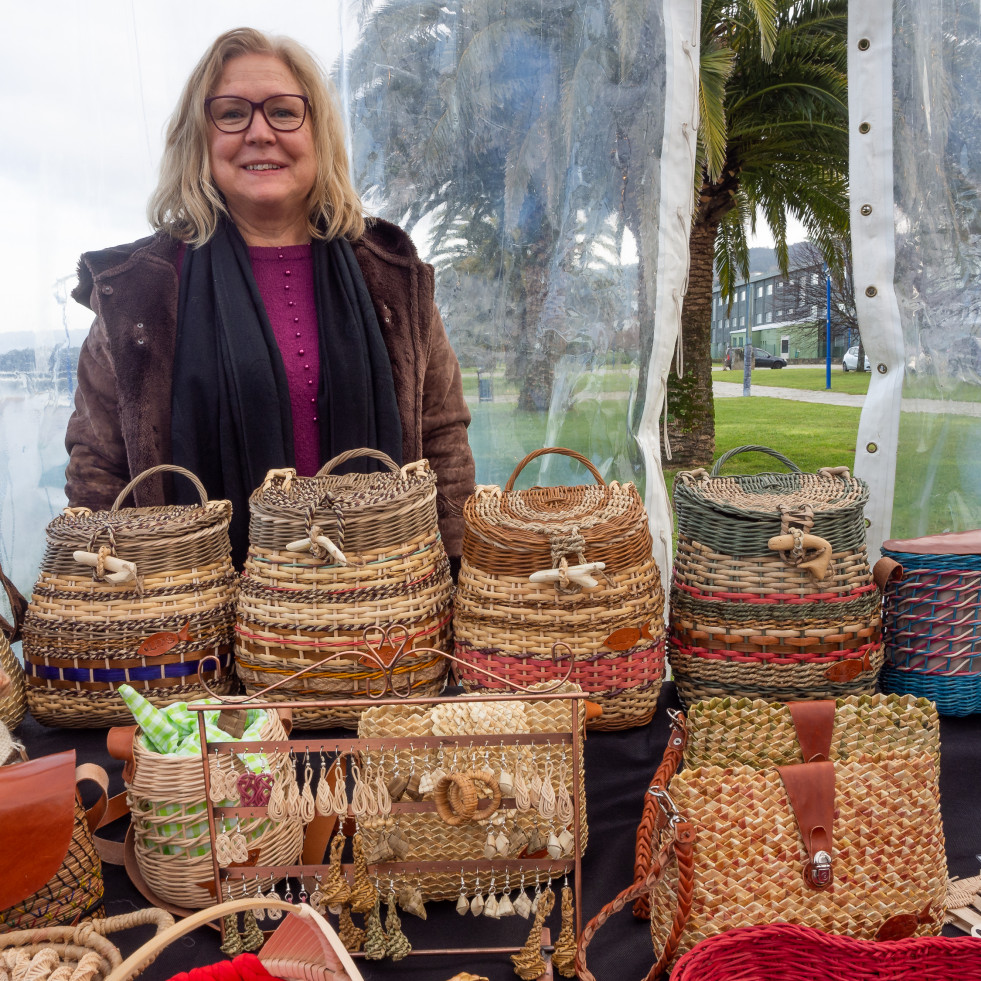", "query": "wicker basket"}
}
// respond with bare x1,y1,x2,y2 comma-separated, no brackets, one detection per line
23,465,238,728
0,562,27,730
116,708,304,910
356,683,587,901
453,447,665,729
235,450,453,729
670,923,981,981
669,446,881,707
877,530,981,716
0,748,107,931
0,908,174,981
